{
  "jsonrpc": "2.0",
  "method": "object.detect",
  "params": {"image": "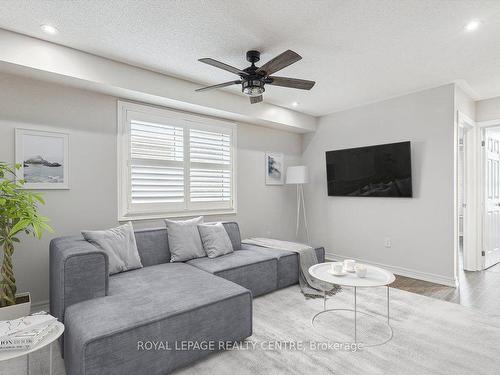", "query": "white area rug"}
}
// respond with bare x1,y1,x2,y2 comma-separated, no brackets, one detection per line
2,285,500,375
174,285,500,375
